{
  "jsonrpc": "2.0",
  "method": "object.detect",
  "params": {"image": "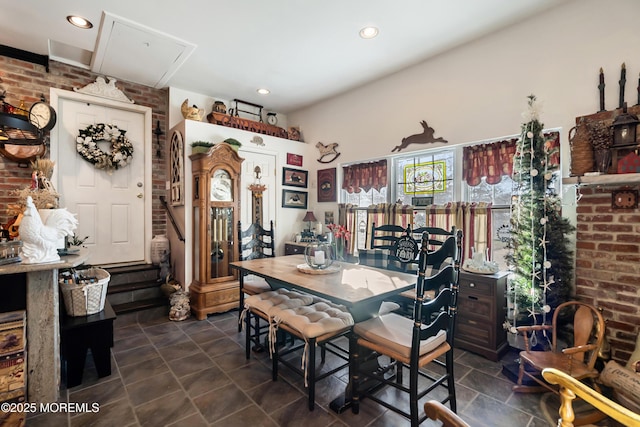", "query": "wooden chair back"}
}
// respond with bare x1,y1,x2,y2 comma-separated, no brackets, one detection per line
424,400,471,427
412,230,462,354
238,220,275,261
550,301,605,371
